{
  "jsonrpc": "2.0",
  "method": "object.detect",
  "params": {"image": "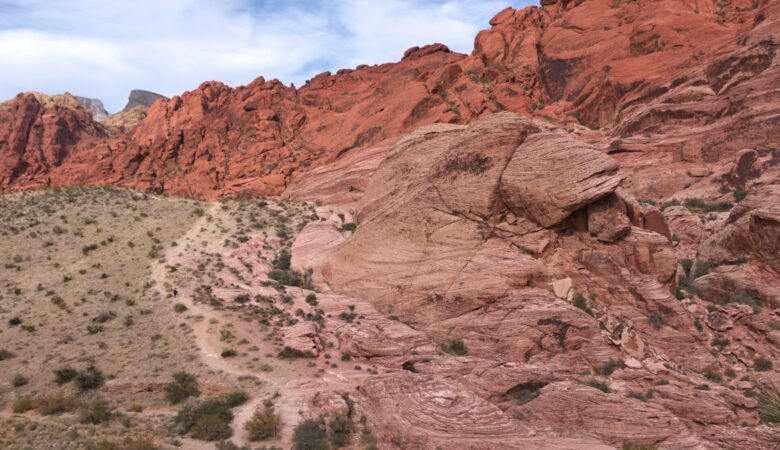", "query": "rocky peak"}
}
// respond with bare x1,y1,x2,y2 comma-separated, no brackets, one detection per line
123,89,166,111
74,96,109,122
